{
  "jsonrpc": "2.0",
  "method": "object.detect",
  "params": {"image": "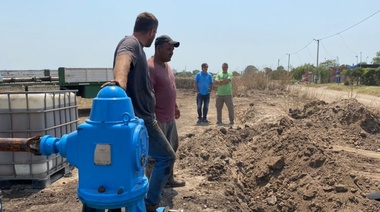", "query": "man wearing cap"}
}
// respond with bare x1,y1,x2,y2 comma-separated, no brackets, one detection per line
147,35,186,188
101,12,176,212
